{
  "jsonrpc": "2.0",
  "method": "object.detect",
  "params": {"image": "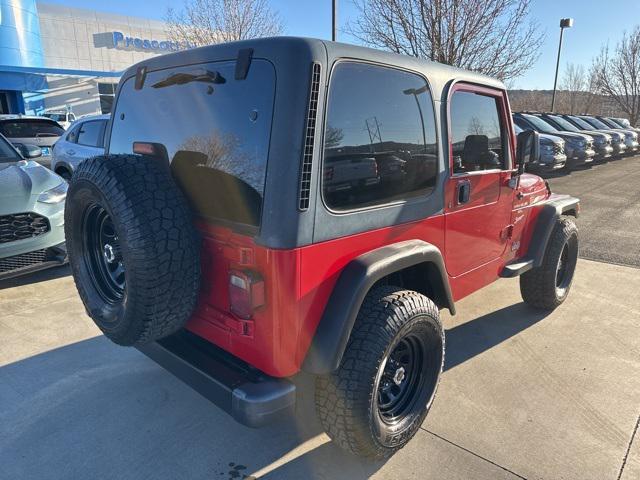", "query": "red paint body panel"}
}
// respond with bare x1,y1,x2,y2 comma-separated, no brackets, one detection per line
185,83,554,379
